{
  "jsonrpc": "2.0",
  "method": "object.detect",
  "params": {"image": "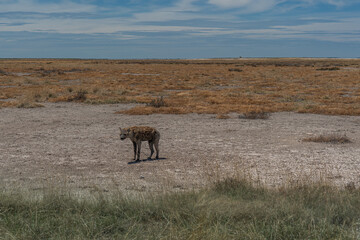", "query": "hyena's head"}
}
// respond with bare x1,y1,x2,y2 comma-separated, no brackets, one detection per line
119,127,130,140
